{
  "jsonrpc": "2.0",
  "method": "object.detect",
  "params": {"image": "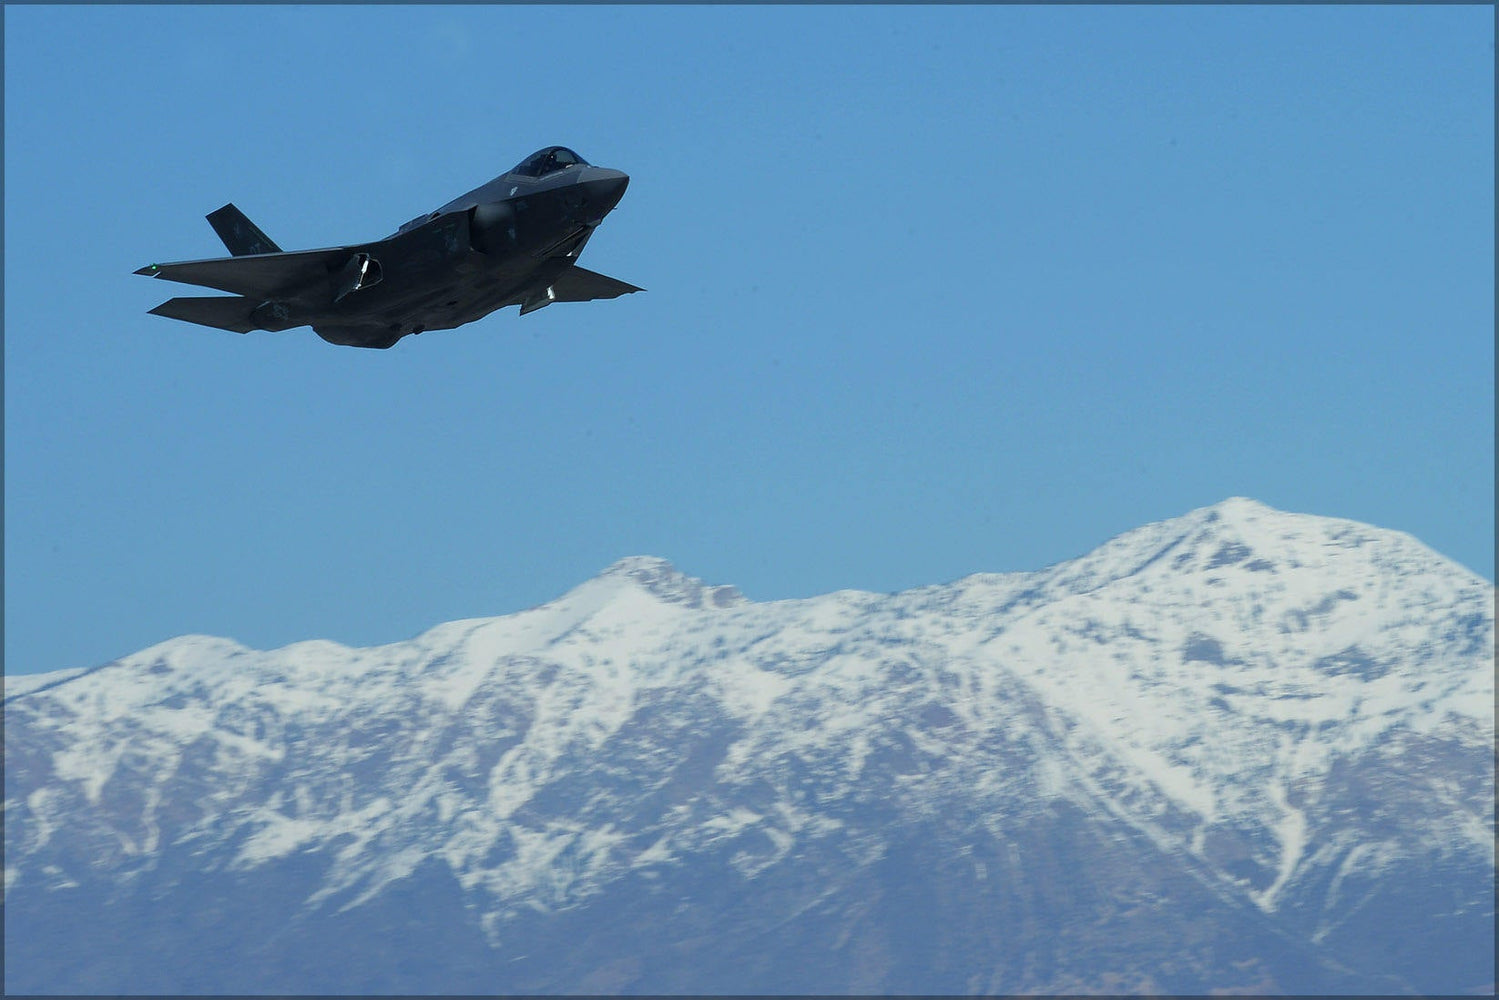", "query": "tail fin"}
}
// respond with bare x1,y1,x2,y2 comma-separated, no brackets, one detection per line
206,204,282,256
148,295,259,333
